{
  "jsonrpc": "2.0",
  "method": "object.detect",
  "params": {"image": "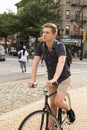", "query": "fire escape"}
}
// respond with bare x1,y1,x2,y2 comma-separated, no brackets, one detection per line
70,0,87,60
